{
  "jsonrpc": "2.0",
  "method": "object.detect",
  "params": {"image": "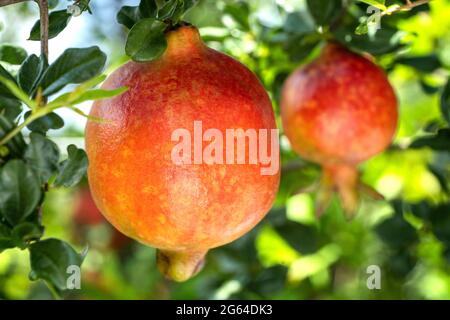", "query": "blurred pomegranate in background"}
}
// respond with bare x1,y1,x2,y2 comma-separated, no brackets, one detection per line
281,42,398,216
73,188,105,226
72,187,132,251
